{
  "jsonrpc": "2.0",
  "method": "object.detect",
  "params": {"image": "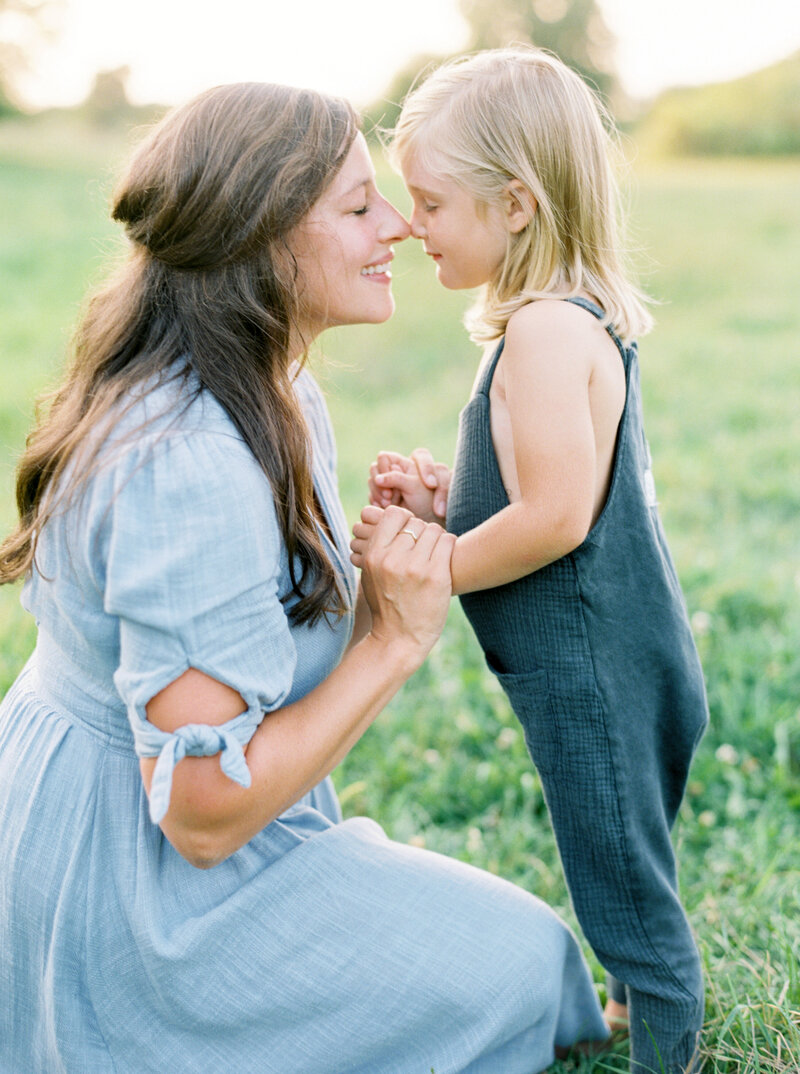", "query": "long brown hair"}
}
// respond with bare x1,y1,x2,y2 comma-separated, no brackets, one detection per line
0,82,359,624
